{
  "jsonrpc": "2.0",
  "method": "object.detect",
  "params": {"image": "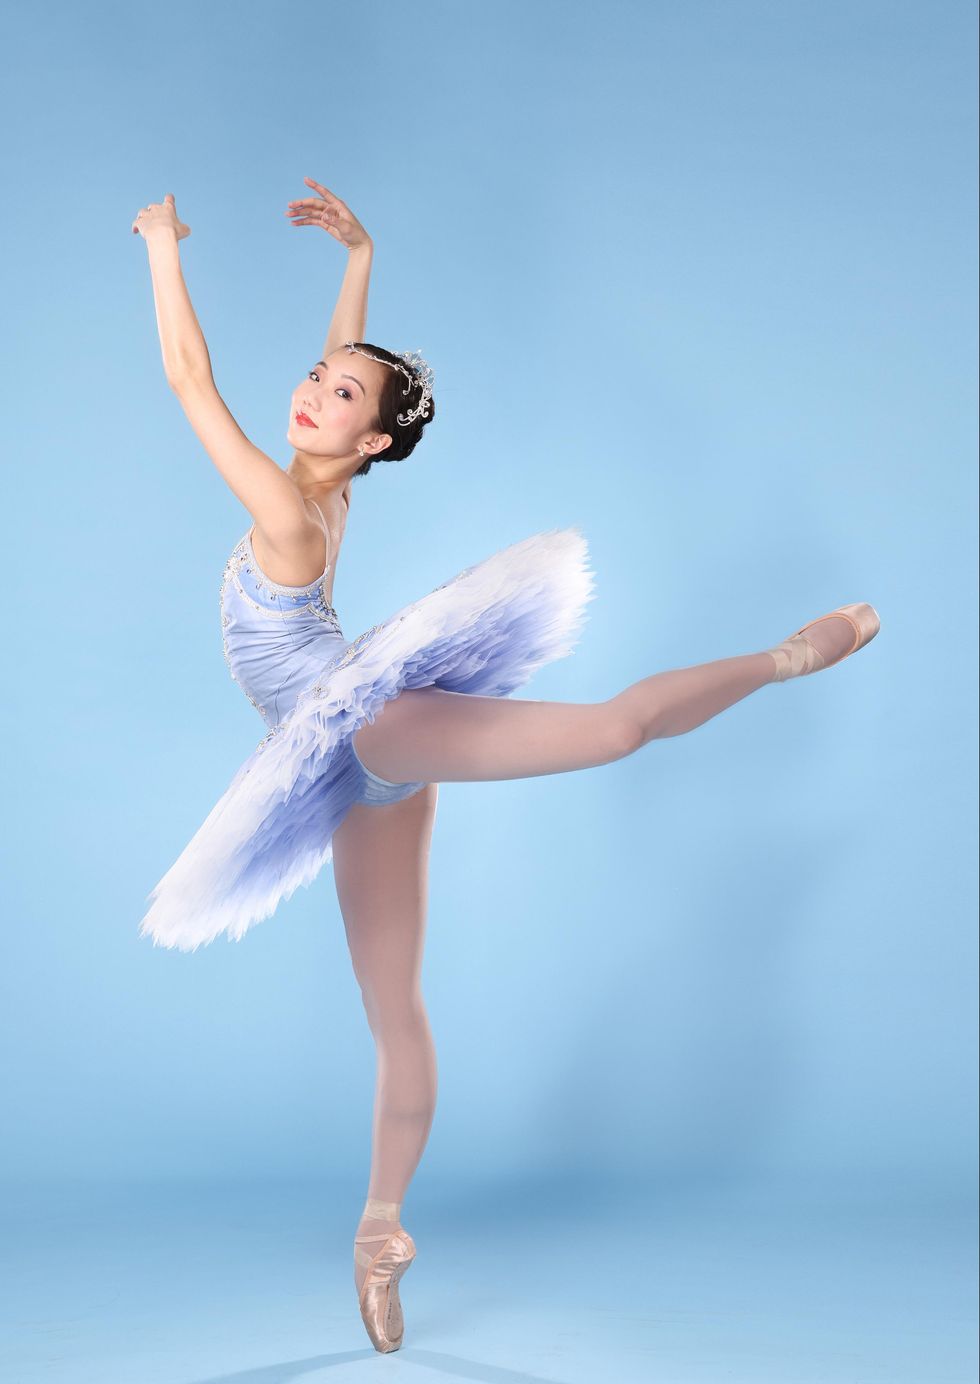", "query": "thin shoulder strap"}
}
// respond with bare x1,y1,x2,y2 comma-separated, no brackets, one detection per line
307,500,329,537
307,499,332,573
